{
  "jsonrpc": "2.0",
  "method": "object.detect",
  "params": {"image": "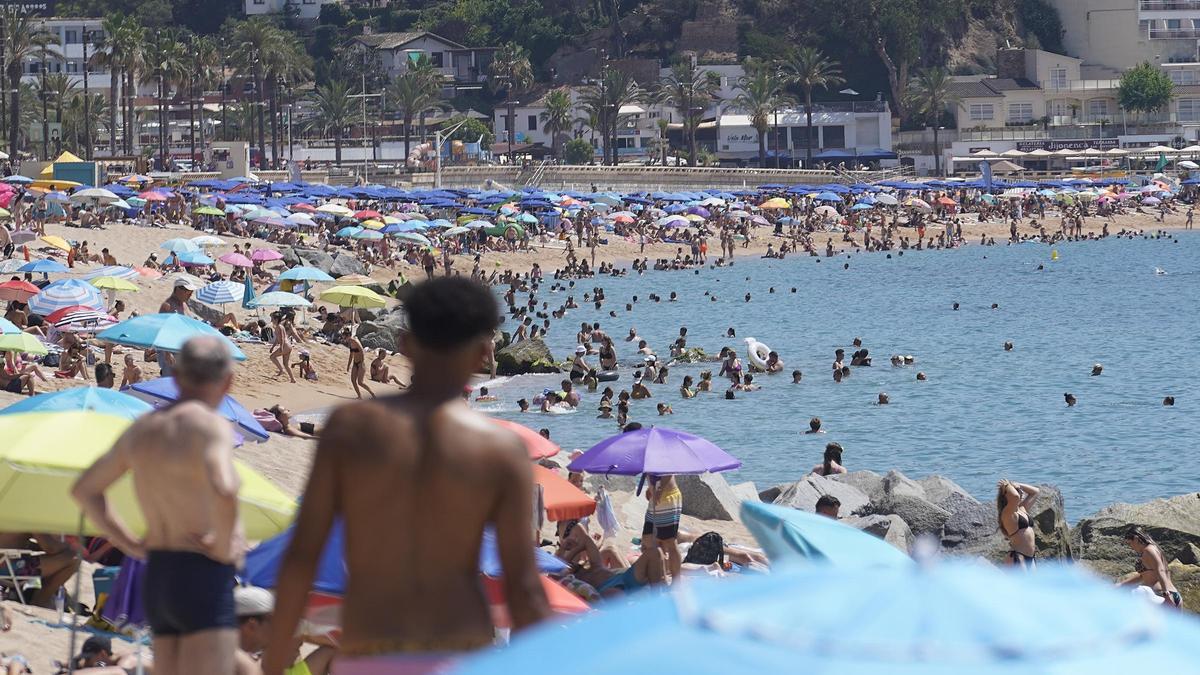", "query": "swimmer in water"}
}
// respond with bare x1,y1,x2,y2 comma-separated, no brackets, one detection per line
1163,396,1175,406
517,398,529,412
475,386,498,403
680,375,696,398
877,392,889,405
631,375,652,400
656,402,674,416
764,351,783,373
811,442,847,476
726,327,736,338
805,417,824,434
916,372,927,381
1064,393,1077,407
1004,341,1014,351
1091,363,1103,376
697,371,713,392
792,370,802,383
